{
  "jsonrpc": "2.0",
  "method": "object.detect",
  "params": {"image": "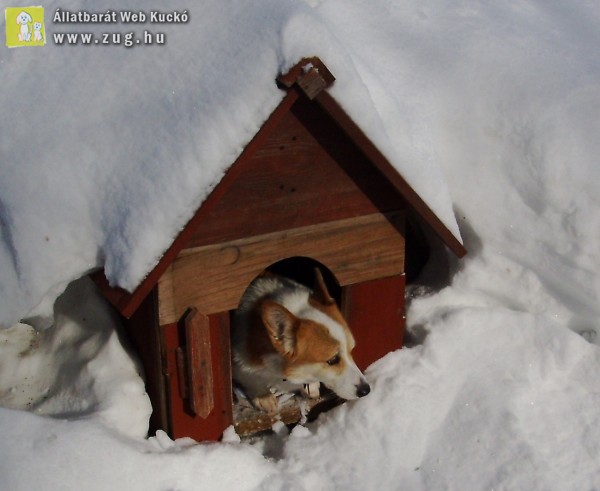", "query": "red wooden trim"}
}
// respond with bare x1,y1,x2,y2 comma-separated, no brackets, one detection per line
342,274,406,371
165,311,233,442
89,271,132,316
314,90,467,259
100,90,301,318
